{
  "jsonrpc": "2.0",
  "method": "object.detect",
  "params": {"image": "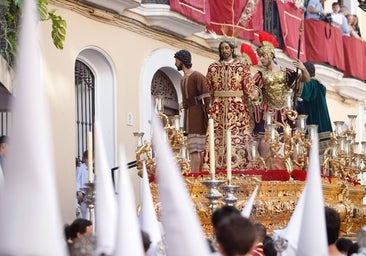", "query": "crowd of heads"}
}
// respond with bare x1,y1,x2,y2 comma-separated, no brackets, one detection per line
64,218,95,256
63,218,154,256
328,2,362,40
207,204,366,256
